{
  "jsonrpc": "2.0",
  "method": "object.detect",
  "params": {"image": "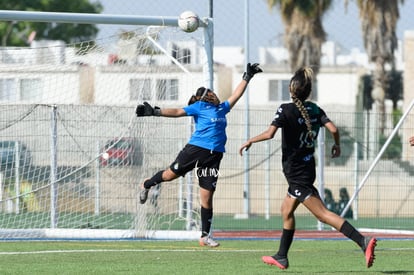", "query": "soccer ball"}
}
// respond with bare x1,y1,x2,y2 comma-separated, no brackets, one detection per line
178,11,200,33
